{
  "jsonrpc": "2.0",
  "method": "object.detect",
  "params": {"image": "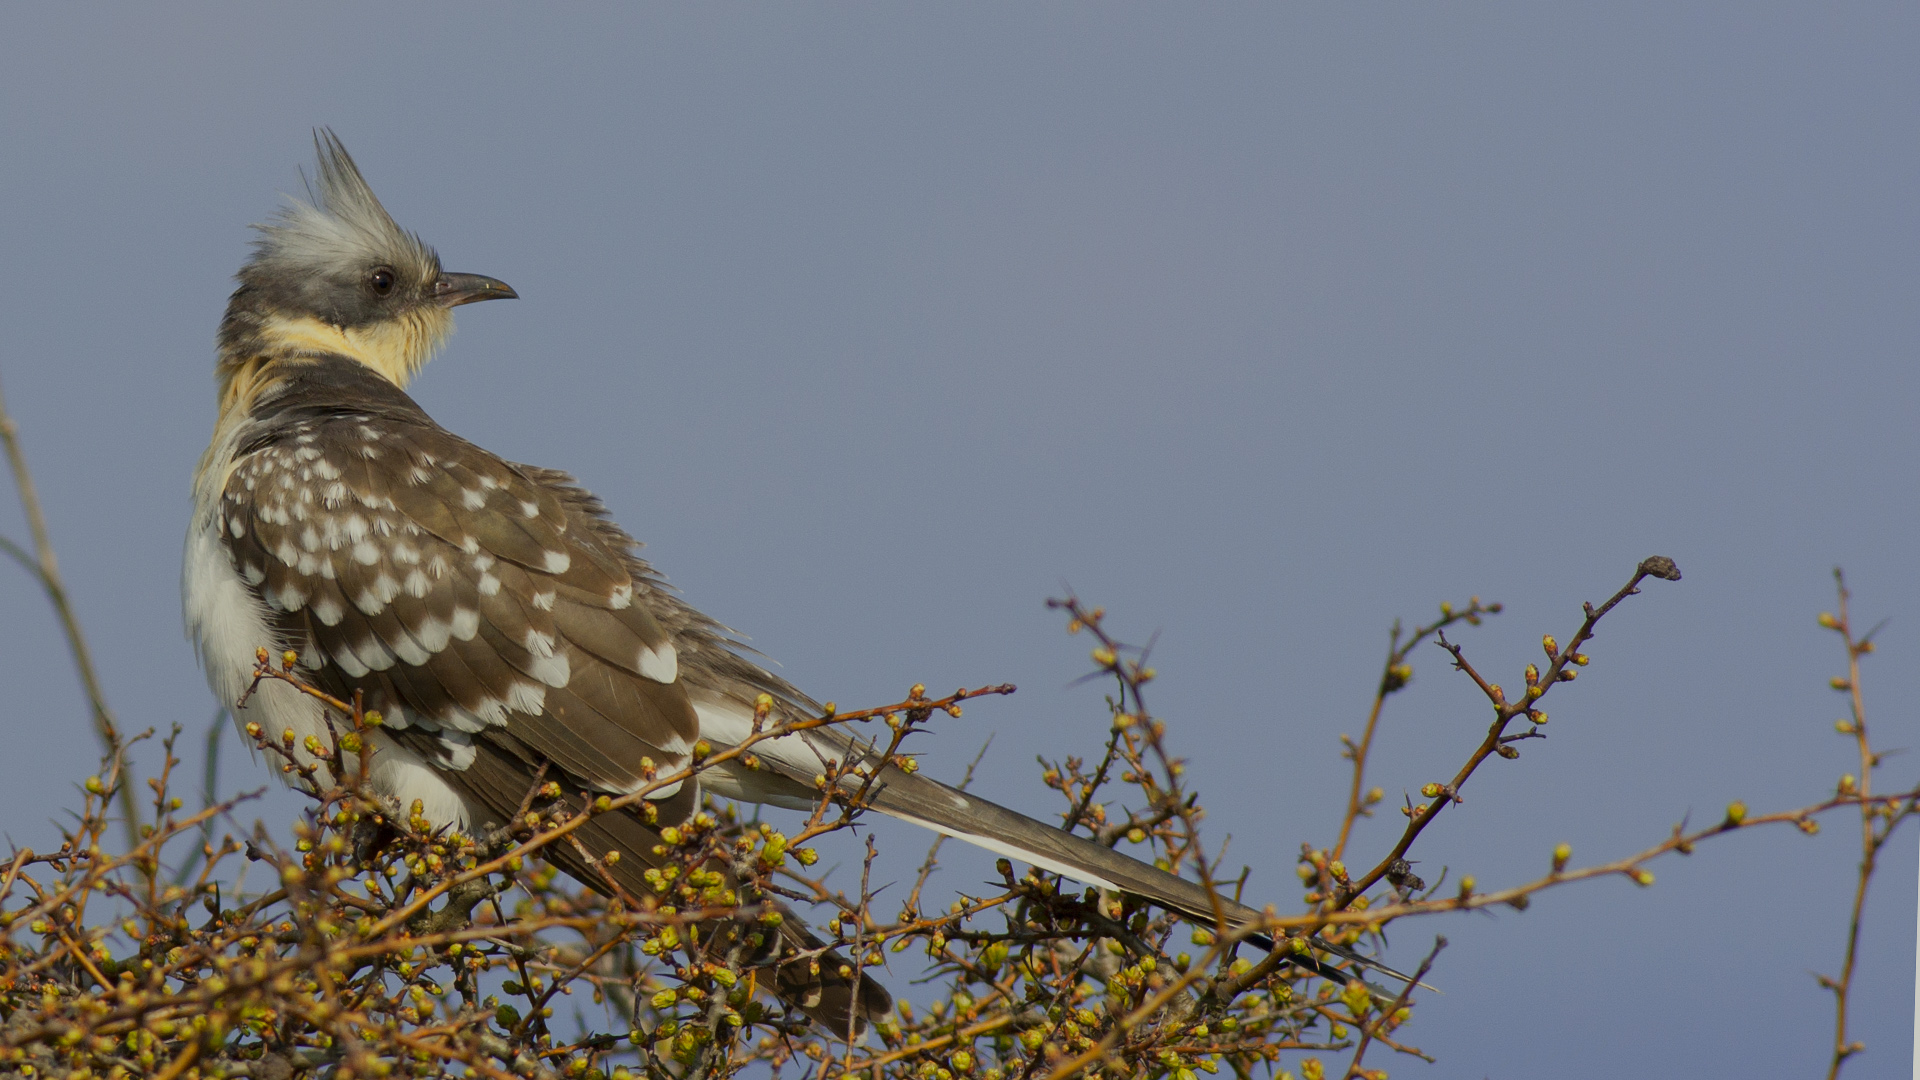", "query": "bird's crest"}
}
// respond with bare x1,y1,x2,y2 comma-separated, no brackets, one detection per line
244,129,439,287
